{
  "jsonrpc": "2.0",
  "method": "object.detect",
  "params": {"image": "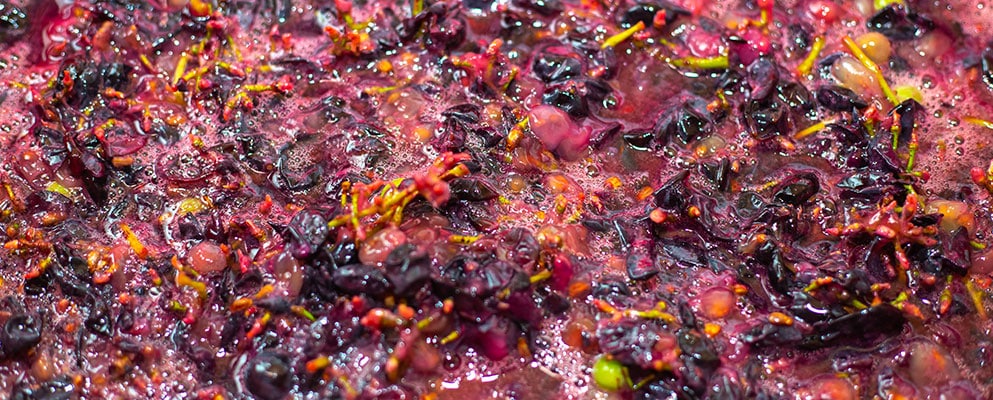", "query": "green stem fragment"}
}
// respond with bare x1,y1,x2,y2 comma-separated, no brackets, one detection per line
291,305,317,321
529,269,553,284
440,330,460,345
795,35,825,76
243,84,275,92
965,278,988,319
172,53,189,86
891,117,902,150
415,315,435,330
891,291,909,306
168,300,188,313
795,119,836,140
874,0,904,10
364,84,401,95
906,142,918,172
630,309,677,323
669,55,729,69
45,181,73,198
602,21,645,49
865,120,877,138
